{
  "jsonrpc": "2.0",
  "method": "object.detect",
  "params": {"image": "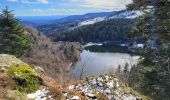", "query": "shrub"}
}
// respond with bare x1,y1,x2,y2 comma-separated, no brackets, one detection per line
8,64,39,93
